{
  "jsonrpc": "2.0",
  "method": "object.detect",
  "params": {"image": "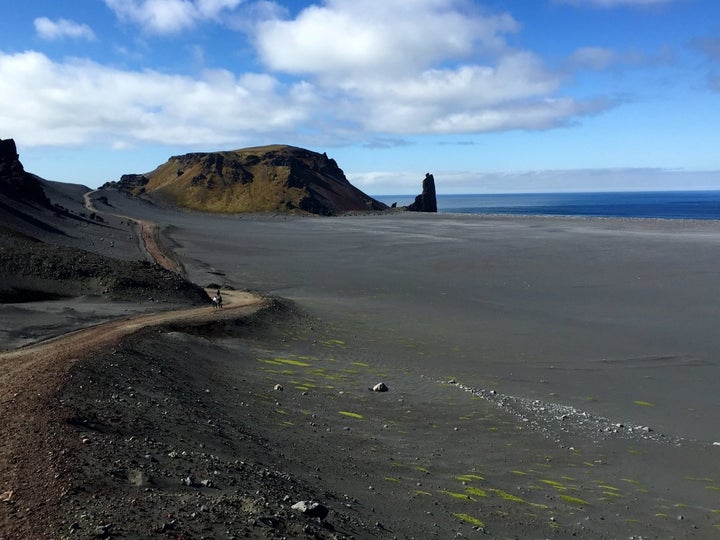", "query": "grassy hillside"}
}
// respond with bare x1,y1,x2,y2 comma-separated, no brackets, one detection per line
111,145,387,215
